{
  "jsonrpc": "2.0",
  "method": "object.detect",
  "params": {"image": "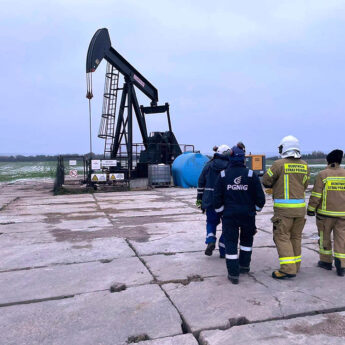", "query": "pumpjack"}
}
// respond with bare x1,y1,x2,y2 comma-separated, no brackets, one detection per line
86,28,183,182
